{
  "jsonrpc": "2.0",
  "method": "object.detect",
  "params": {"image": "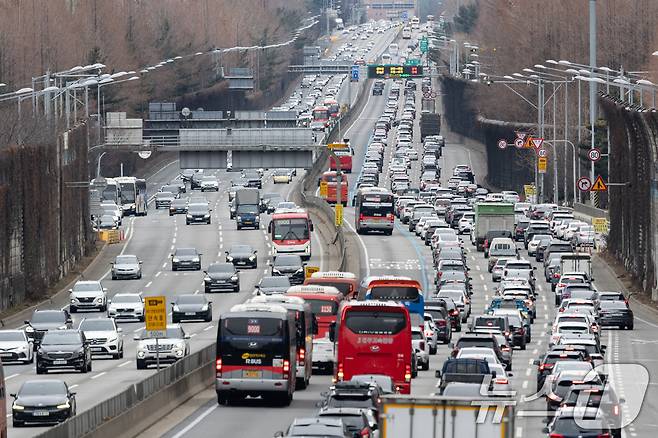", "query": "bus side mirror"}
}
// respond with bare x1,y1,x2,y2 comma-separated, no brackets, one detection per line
318,177,322,186
268,222,273,233
312,316,319,335
329,322,336,342
309,221,314,232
